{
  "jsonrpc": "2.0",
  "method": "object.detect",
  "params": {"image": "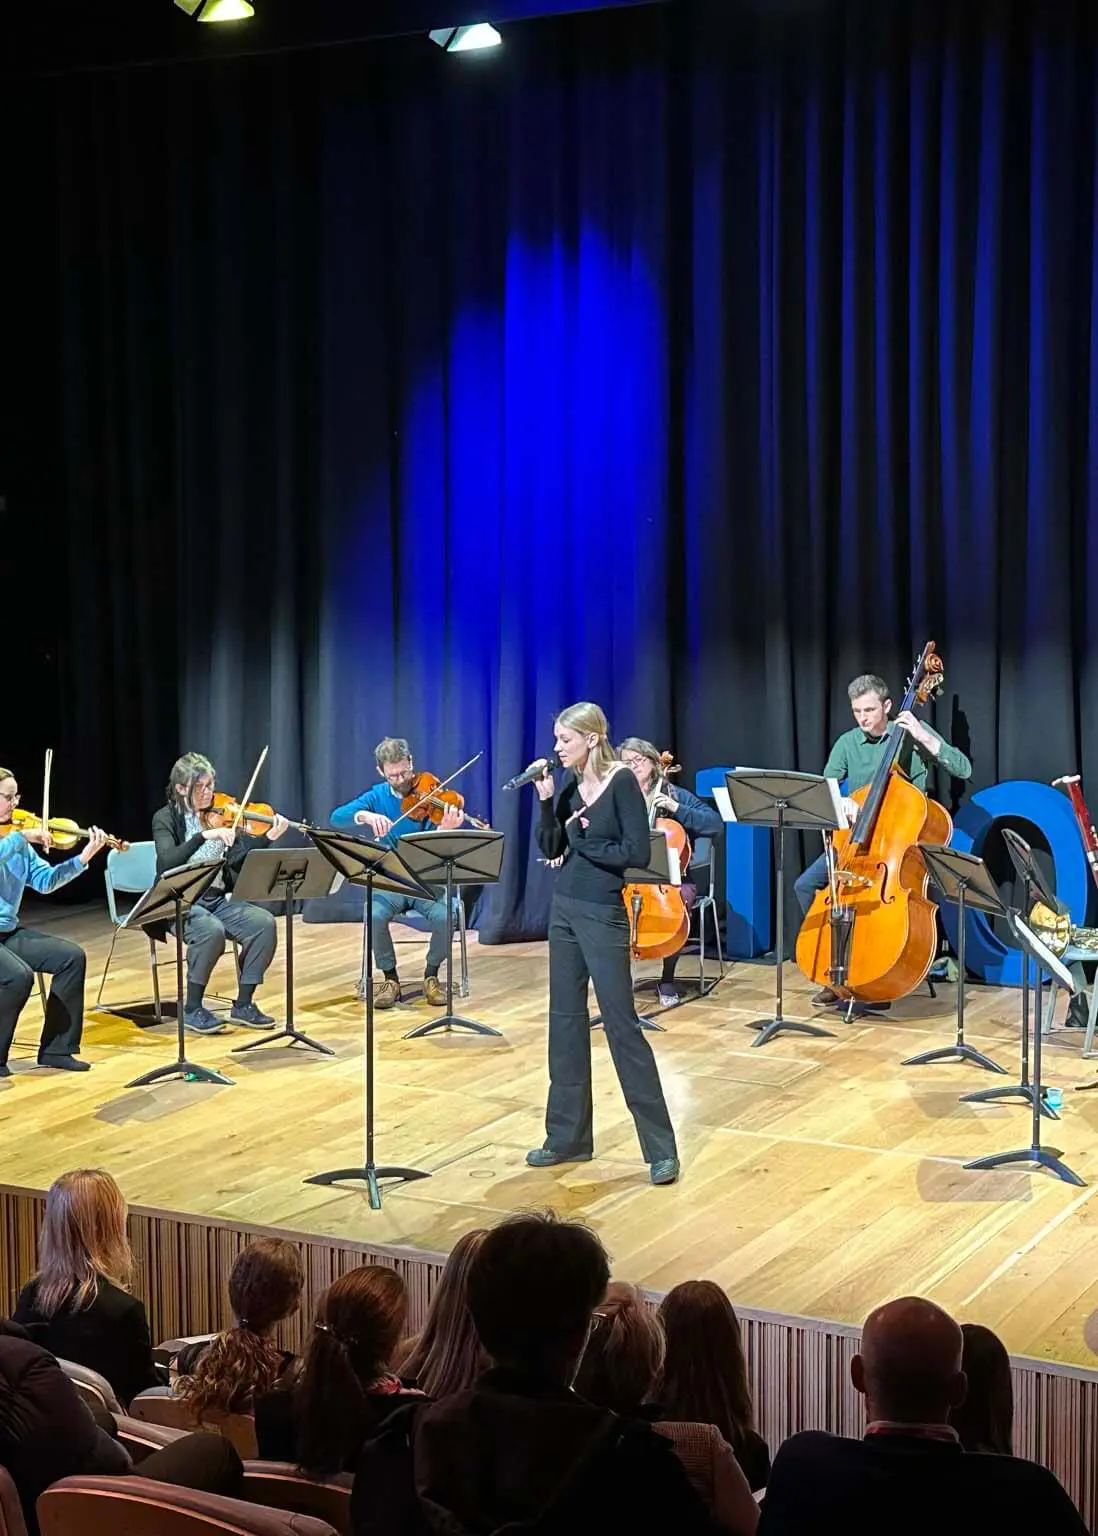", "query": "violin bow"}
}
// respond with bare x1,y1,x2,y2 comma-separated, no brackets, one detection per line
387,750,483,836
228,745,270,835
41,747,53,851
